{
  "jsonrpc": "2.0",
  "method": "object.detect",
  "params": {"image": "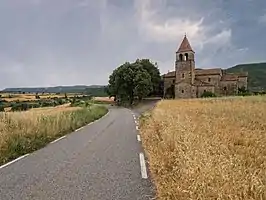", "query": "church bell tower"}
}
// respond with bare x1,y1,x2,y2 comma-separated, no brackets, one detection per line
175,35,196,98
